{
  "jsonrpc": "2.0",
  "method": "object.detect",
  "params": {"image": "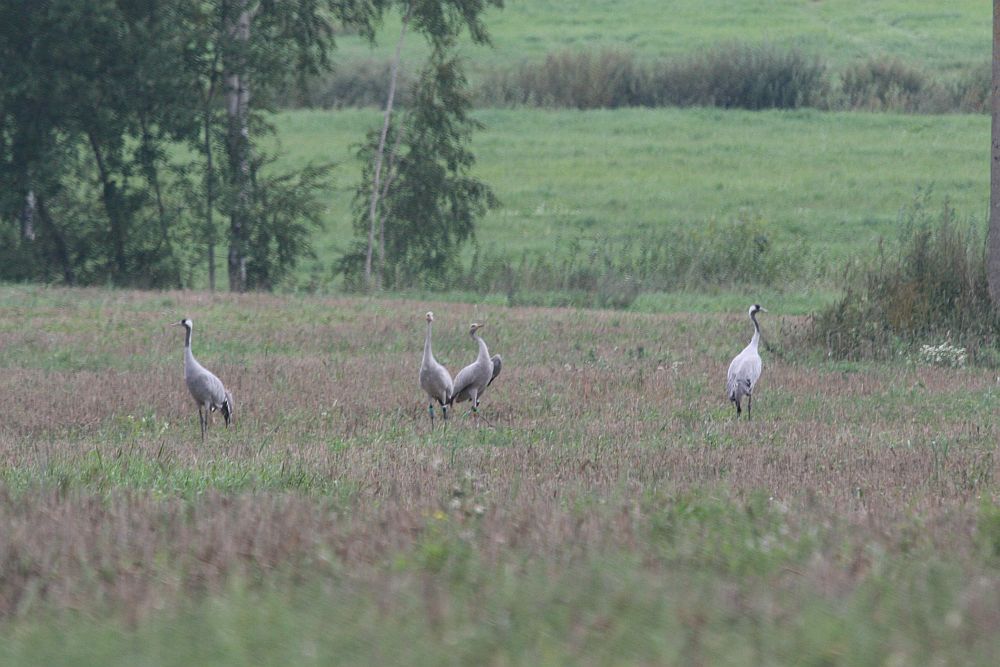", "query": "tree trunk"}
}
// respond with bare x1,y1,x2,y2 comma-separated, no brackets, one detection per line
989,0,1000,304
201,48,222,292
20,189,36,241
365,5,411,290
205,109,216,291
377,125,405,283
226,1,252,292
87,131,128,283
36,194,74,285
